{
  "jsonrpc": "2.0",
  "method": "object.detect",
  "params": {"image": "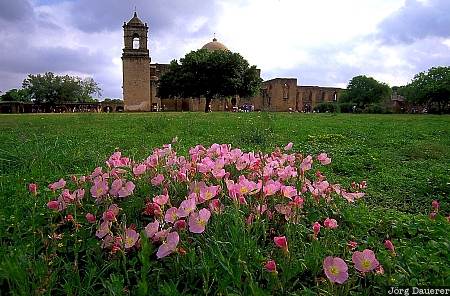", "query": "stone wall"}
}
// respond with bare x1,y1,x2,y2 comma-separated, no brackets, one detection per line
123,57,151,111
